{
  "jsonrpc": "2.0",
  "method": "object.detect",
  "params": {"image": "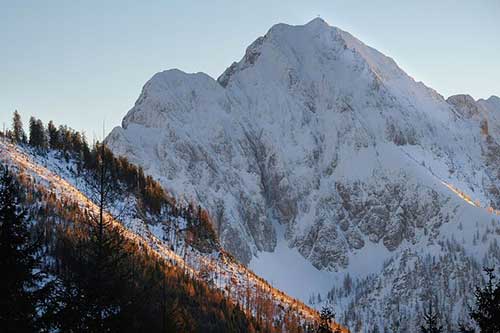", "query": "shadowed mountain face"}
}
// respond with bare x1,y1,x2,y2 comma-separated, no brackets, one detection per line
106,18,500,272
